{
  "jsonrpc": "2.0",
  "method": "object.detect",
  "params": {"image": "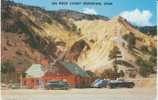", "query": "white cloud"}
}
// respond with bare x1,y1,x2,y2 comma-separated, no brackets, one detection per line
82,8,97,15
120,9,152,26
